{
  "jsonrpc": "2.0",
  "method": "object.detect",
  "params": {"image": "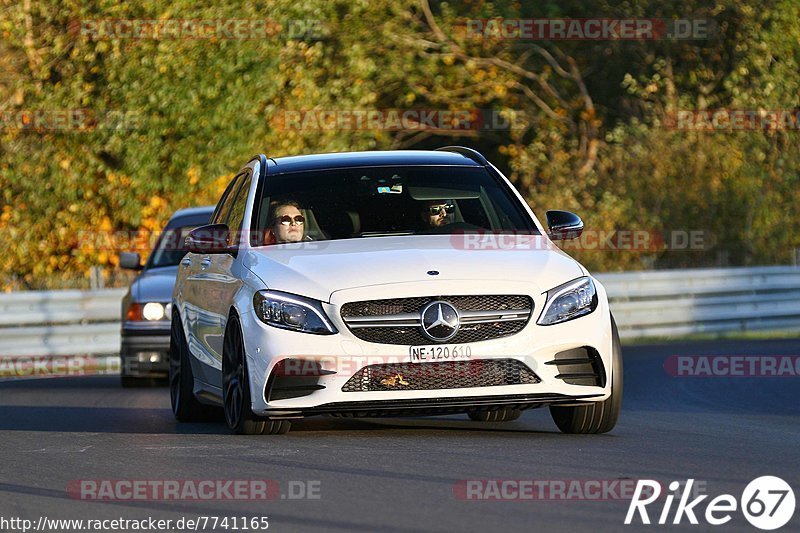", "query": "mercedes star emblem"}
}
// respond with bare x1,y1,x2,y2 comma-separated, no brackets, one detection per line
420,301,460,342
